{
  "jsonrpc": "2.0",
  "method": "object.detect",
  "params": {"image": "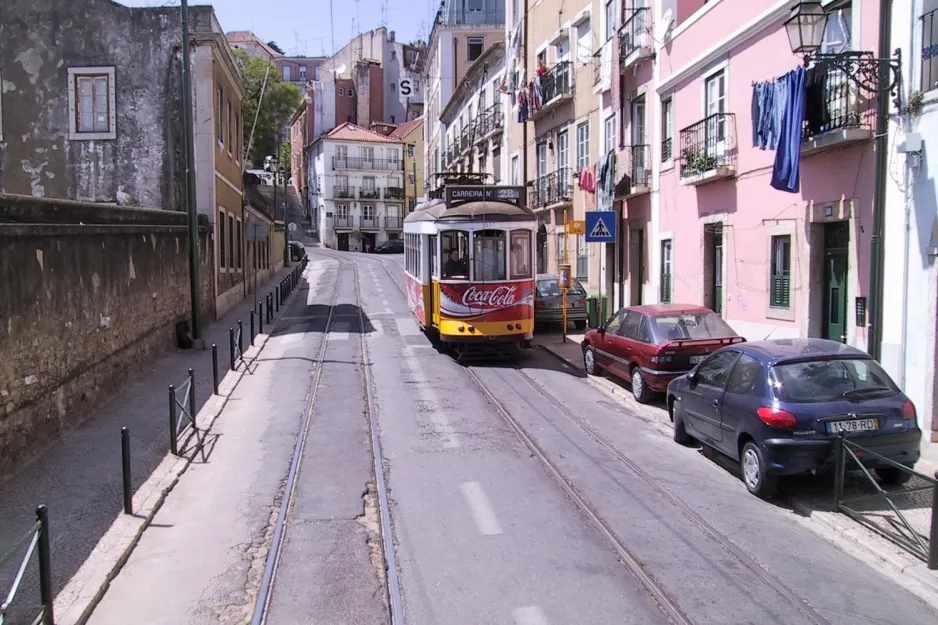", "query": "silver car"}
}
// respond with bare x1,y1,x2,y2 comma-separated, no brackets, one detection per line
534,273,588,330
